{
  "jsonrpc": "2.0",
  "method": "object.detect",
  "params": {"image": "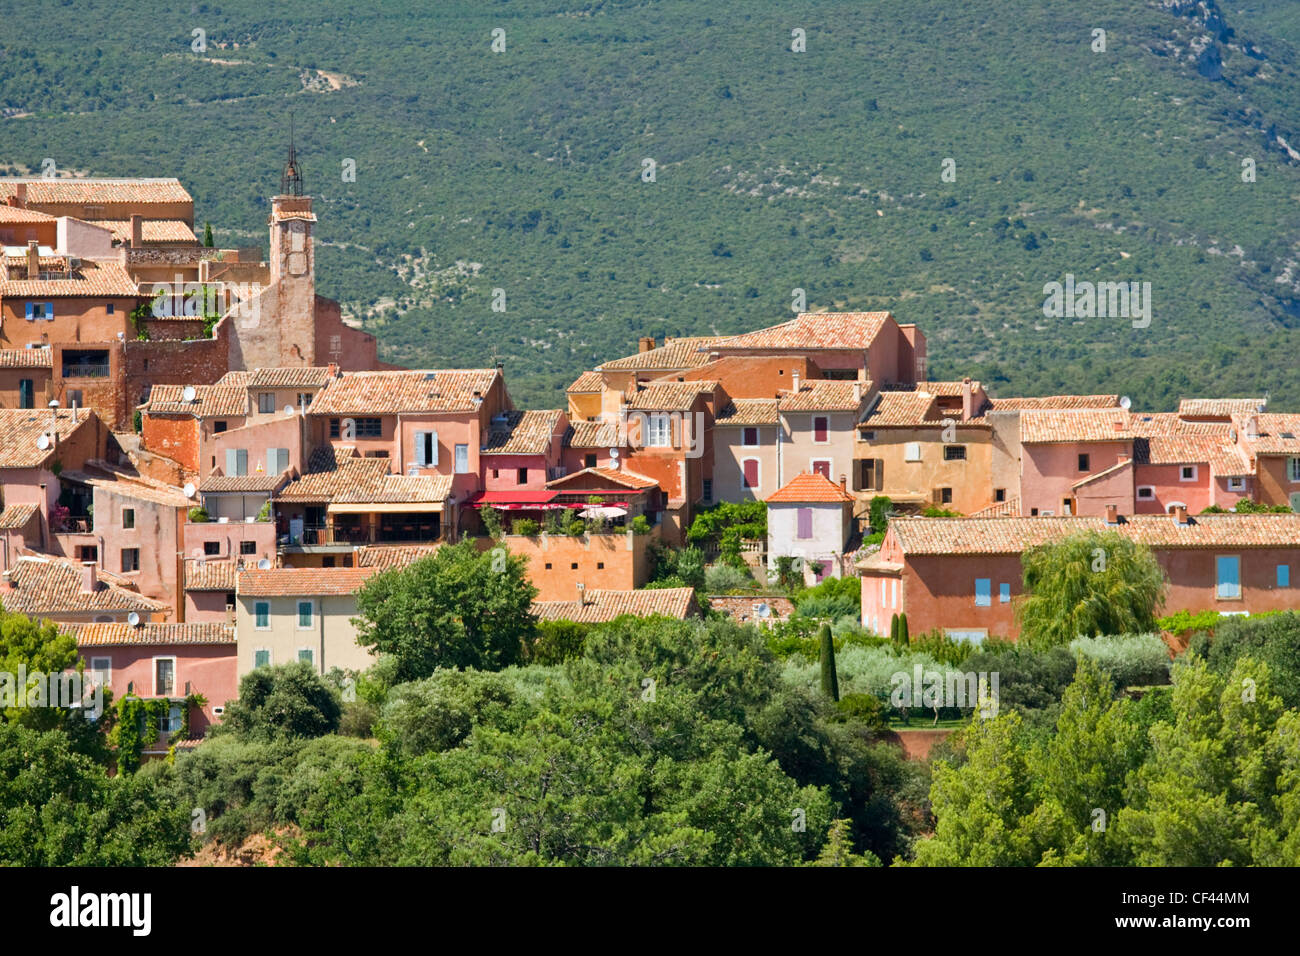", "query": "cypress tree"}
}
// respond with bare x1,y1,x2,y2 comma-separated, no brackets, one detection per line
203,221,214,247
818,622,839,702
889,612,900,645
898,613,910,645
